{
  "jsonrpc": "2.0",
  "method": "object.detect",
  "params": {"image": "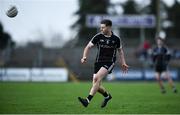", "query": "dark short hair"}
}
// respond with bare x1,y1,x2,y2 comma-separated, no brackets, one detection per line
156,36,165,41
101,19,112,27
